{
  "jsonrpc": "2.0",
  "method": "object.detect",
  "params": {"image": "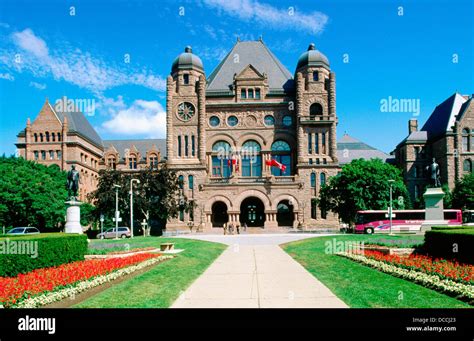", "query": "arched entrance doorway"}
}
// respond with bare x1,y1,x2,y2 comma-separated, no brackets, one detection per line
277,200,294,227
240,197,265,227
211,201,228,227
